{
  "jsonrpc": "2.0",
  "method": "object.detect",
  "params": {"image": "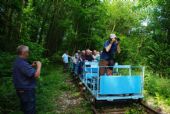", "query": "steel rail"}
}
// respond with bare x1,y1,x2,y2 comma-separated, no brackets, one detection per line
139,102,162,114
